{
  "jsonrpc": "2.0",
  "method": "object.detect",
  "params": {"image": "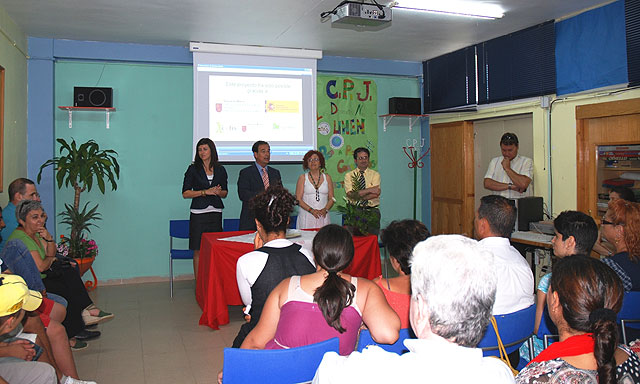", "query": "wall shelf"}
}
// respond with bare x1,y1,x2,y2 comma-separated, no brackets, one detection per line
380,114,428,132
58,106,116,129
